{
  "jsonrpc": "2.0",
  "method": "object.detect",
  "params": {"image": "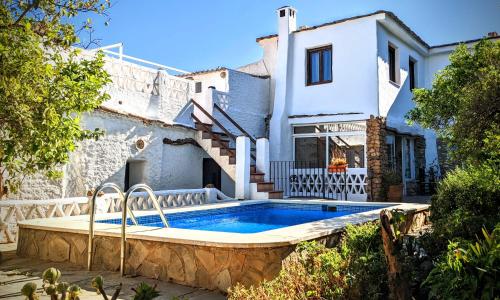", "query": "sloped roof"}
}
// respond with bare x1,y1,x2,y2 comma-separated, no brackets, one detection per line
255,10,496,50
